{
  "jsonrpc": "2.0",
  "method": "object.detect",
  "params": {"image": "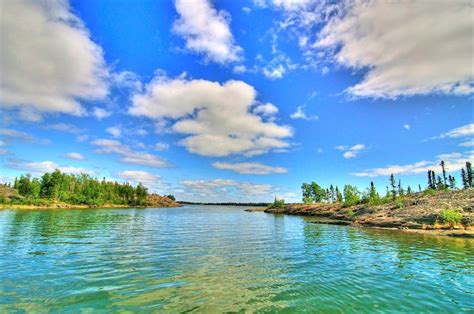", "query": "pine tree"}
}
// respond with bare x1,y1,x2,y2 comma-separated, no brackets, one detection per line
431,170,436,190
436,176,443,190
448,175,456,189
407,186,412,195
329,185,335,203
398,179,404,196
466,161,473,187
390,174,397,200
335,186,343,203
418,184,422,193
428,170,433,189
440,160,447,188
461,168,468,189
